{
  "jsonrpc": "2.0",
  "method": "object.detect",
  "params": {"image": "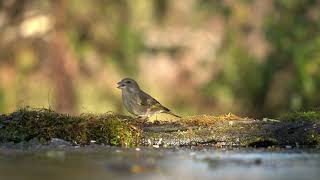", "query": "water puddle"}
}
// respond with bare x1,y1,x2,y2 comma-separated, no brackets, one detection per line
0,142,319,180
